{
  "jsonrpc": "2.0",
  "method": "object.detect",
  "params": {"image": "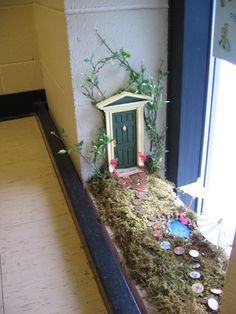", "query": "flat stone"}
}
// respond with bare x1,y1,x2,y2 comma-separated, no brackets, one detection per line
115,167,144,178
152,230,163,238
151,222,162,229
148,216,158,222
131,176,140,184
138,172,146,178
136,184,146,191
174,246,185,255
118,178,125,185
134,205,146,215
191,263,201,269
